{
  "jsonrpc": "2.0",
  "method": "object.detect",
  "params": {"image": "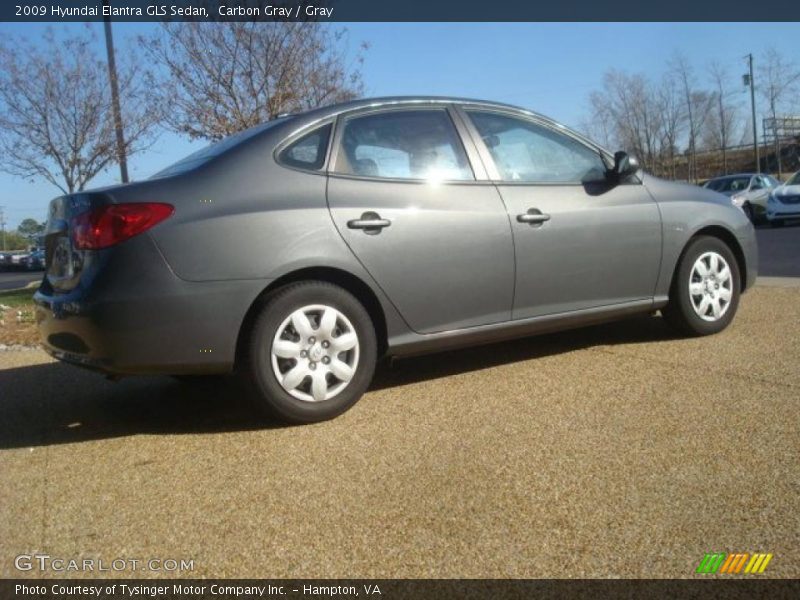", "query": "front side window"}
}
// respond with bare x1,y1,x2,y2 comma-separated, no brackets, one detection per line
335,110,474,181
467,111,606,184
278,123,332,170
